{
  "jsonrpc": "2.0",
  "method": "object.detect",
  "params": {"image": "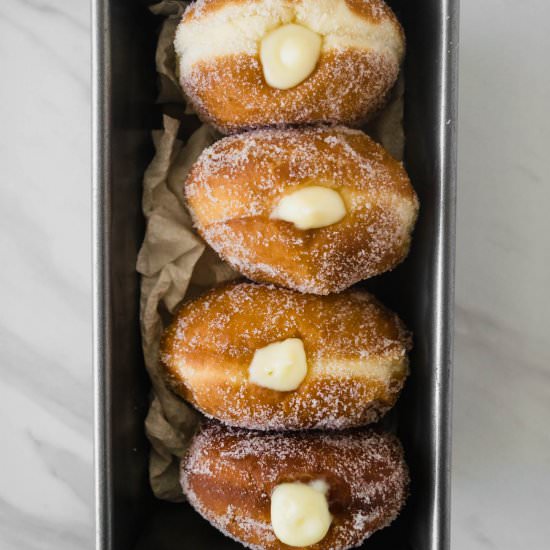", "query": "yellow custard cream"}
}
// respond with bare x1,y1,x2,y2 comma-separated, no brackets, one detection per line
260,24,322,89
271,480,332,546
271,186,347,230
249,338,307,391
